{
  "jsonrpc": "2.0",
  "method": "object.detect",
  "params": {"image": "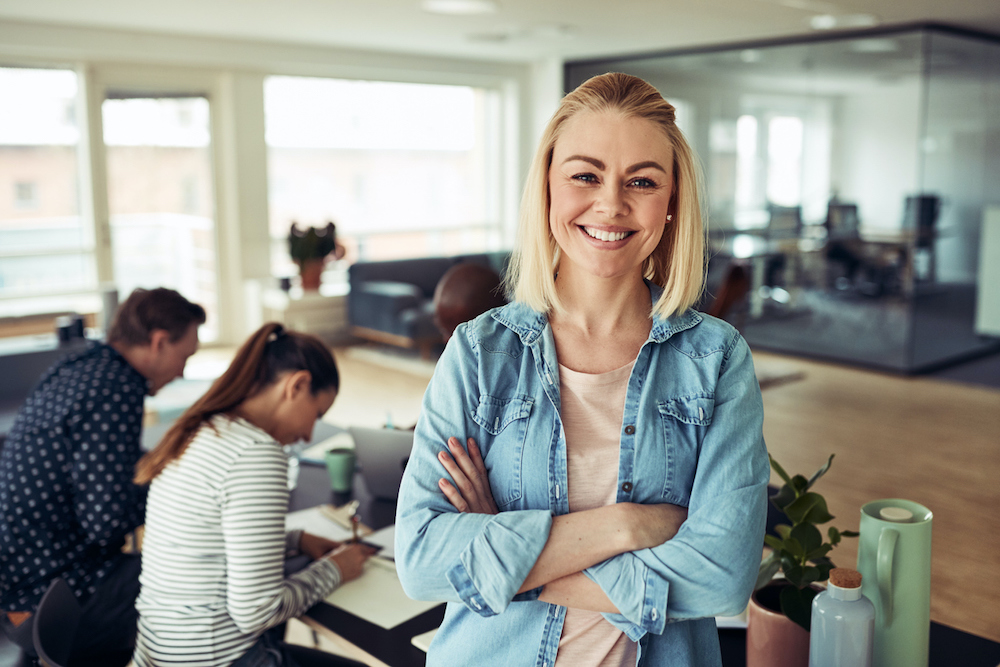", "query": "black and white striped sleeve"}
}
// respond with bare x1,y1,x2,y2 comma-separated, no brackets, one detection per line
220,439,342,635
